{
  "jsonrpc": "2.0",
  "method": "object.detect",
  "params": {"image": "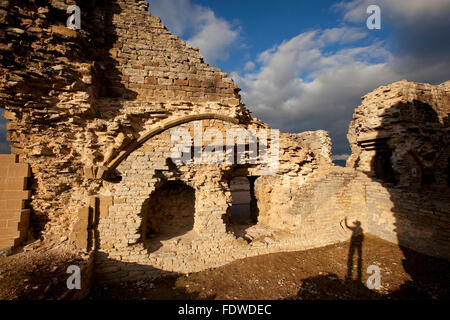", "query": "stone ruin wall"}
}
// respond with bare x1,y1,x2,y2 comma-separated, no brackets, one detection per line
0,0,251,244
0,154,31,249
347,80,450,259
0,0,449,282
92,122,373,282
